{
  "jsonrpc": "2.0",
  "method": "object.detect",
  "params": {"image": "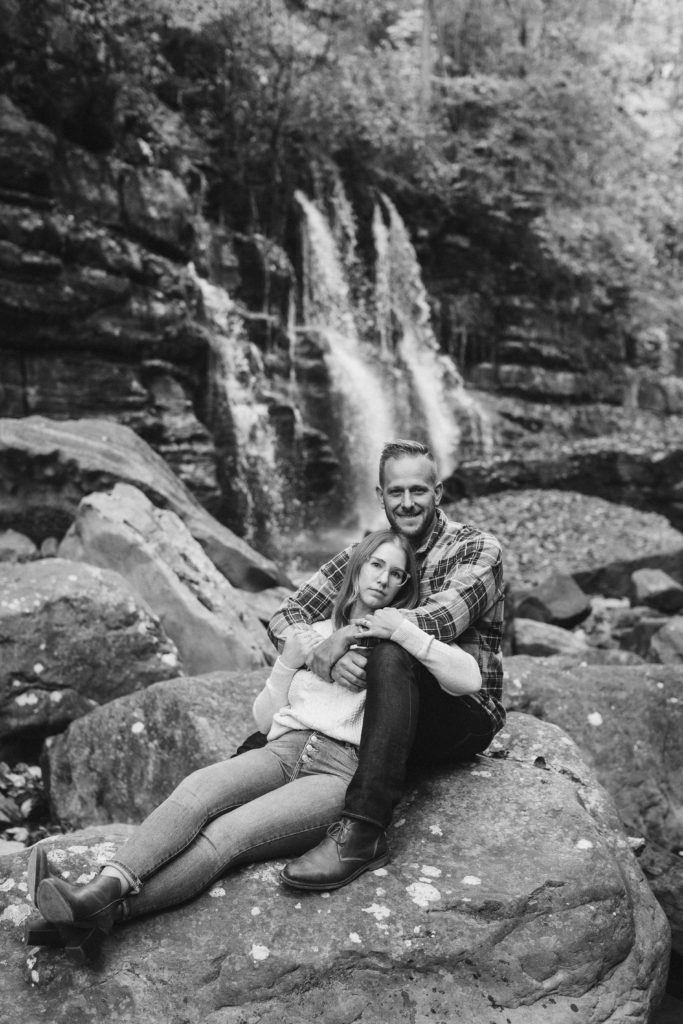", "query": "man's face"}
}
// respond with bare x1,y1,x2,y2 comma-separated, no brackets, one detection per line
377,454,442,547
